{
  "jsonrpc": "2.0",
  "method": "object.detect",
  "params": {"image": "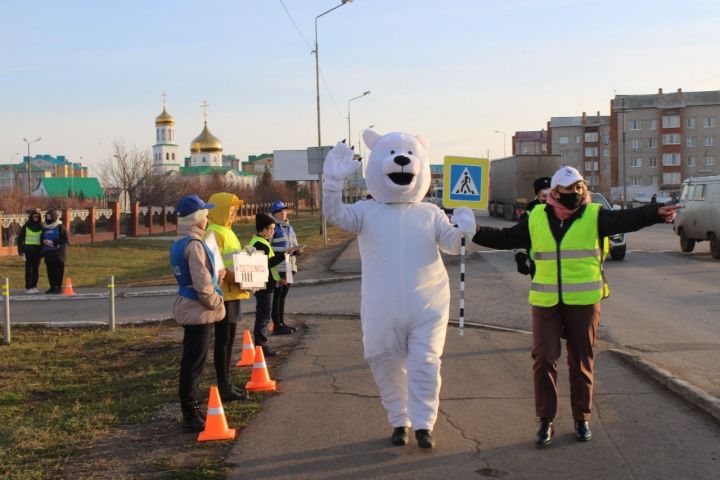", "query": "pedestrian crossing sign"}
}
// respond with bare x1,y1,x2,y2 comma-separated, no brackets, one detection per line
443,156,489,209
